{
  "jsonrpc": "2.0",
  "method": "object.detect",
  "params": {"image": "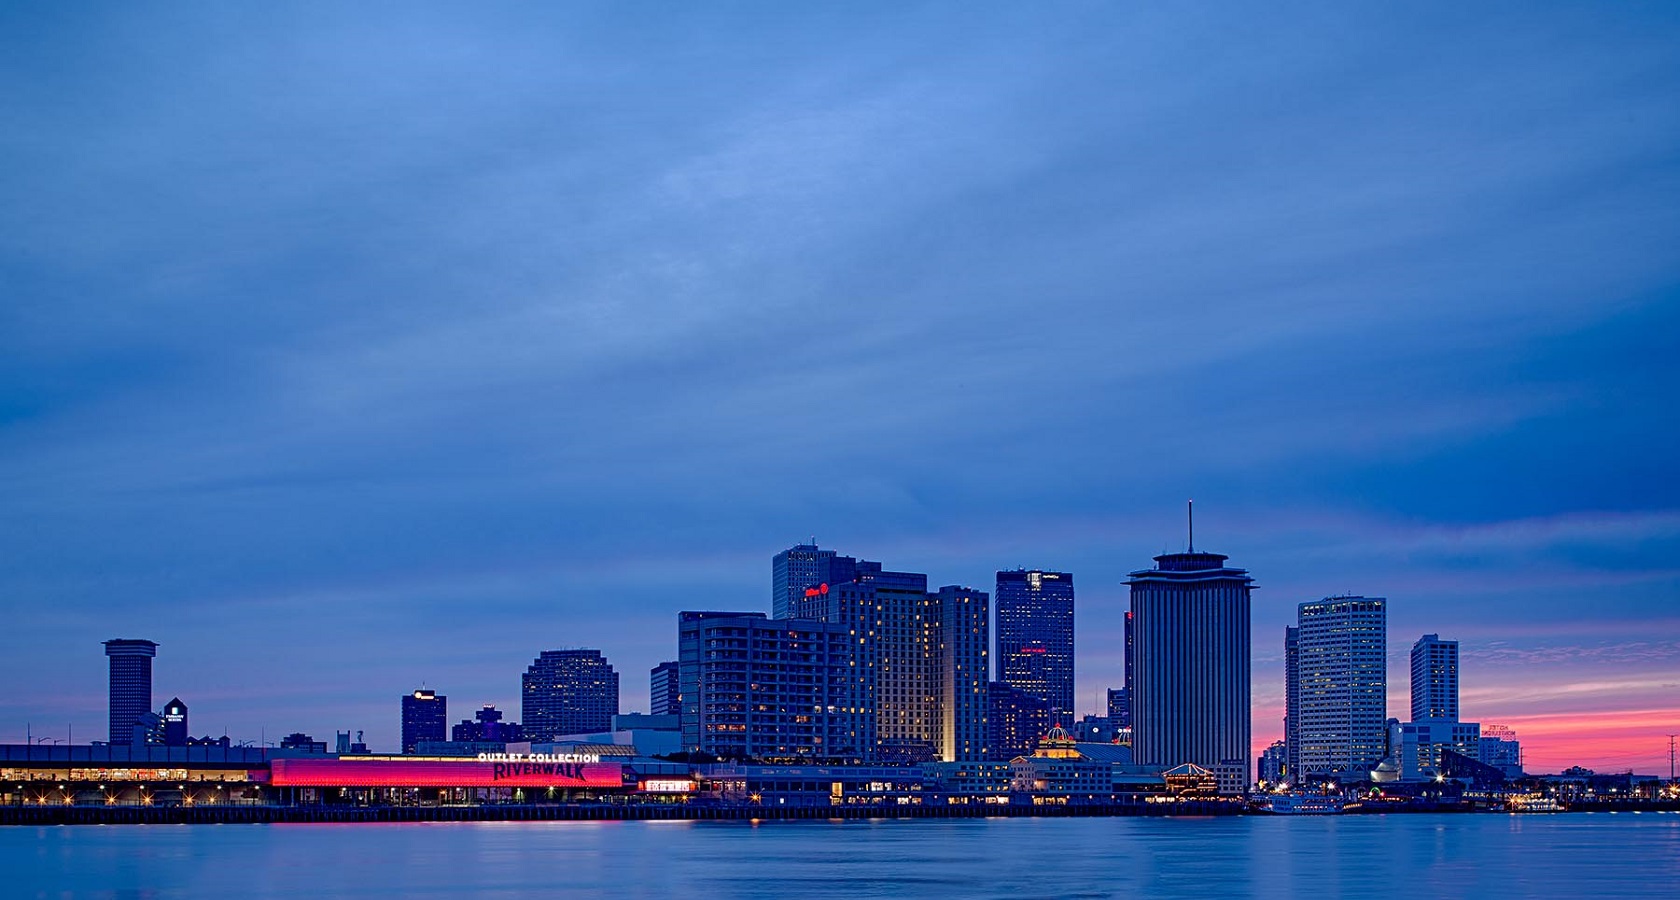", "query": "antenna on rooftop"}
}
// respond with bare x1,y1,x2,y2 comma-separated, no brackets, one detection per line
1188,499,1194,552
